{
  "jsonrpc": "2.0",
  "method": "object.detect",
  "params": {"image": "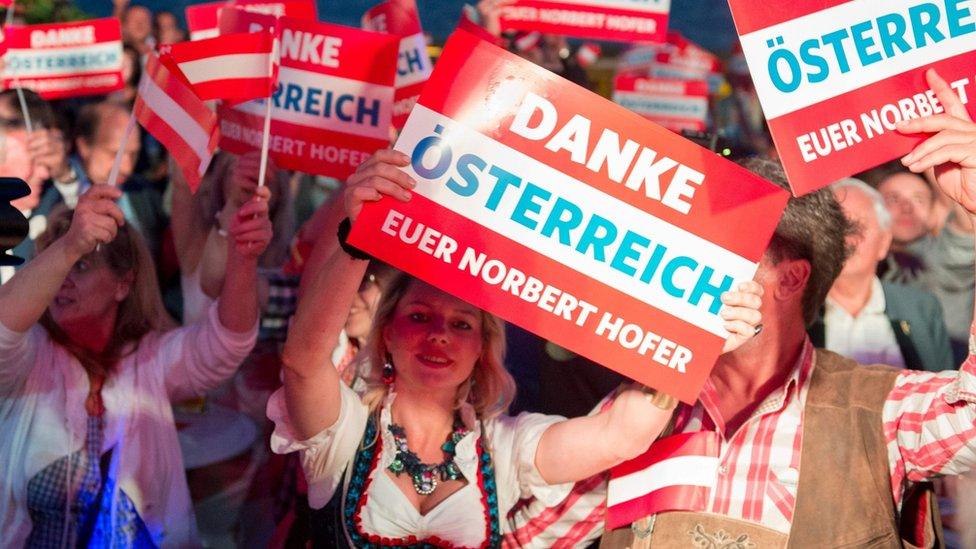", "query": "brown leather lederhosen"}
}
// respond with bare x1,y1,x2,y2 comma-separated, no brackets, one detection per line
601,349,943,548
